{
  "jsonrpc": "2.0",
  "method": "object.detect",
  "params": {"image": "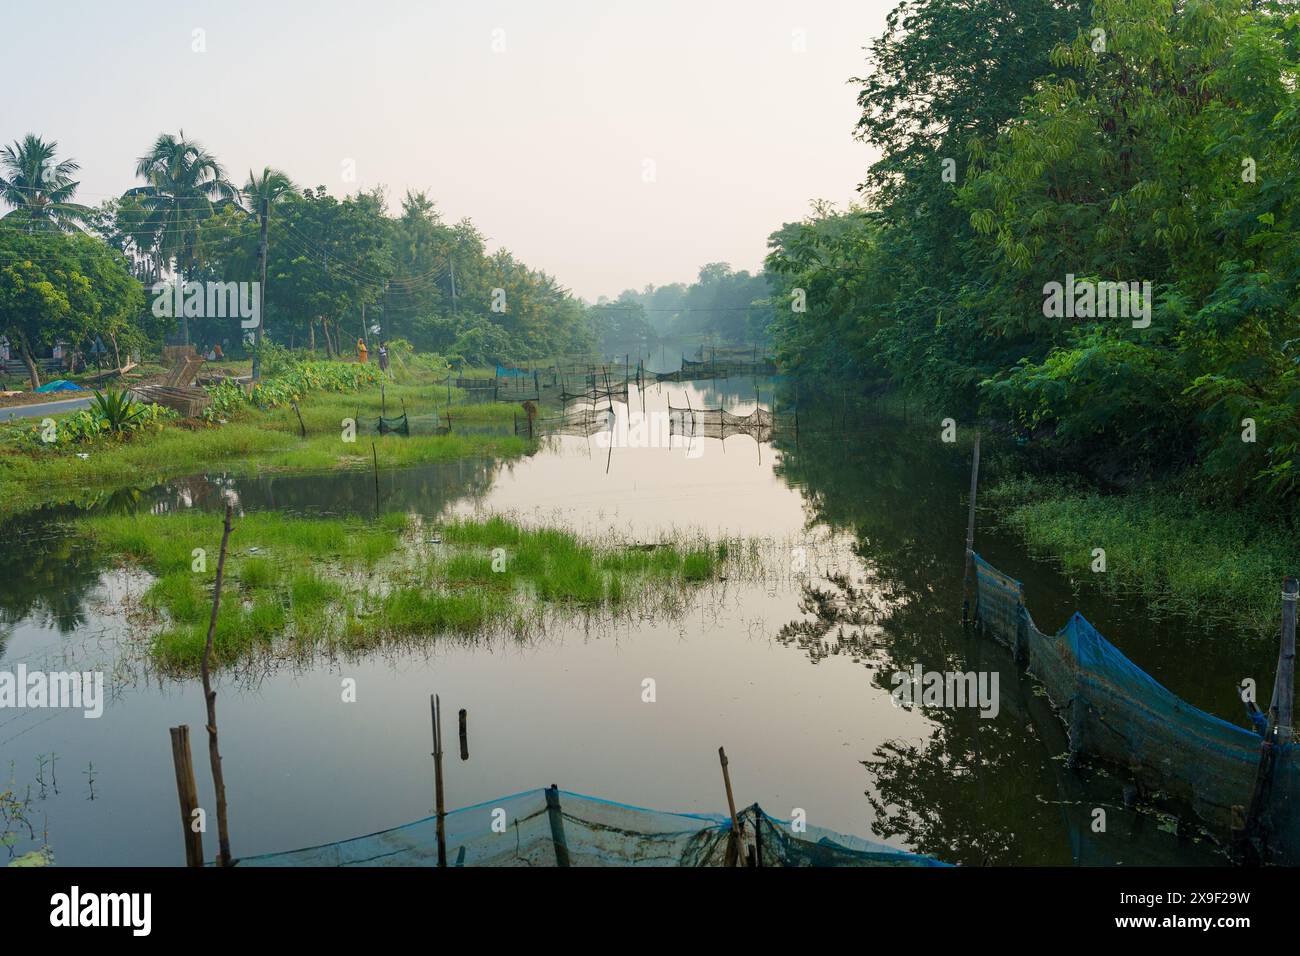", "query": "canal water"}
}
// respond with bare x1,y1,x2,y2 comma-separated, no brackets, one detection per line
0,377,1271,865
